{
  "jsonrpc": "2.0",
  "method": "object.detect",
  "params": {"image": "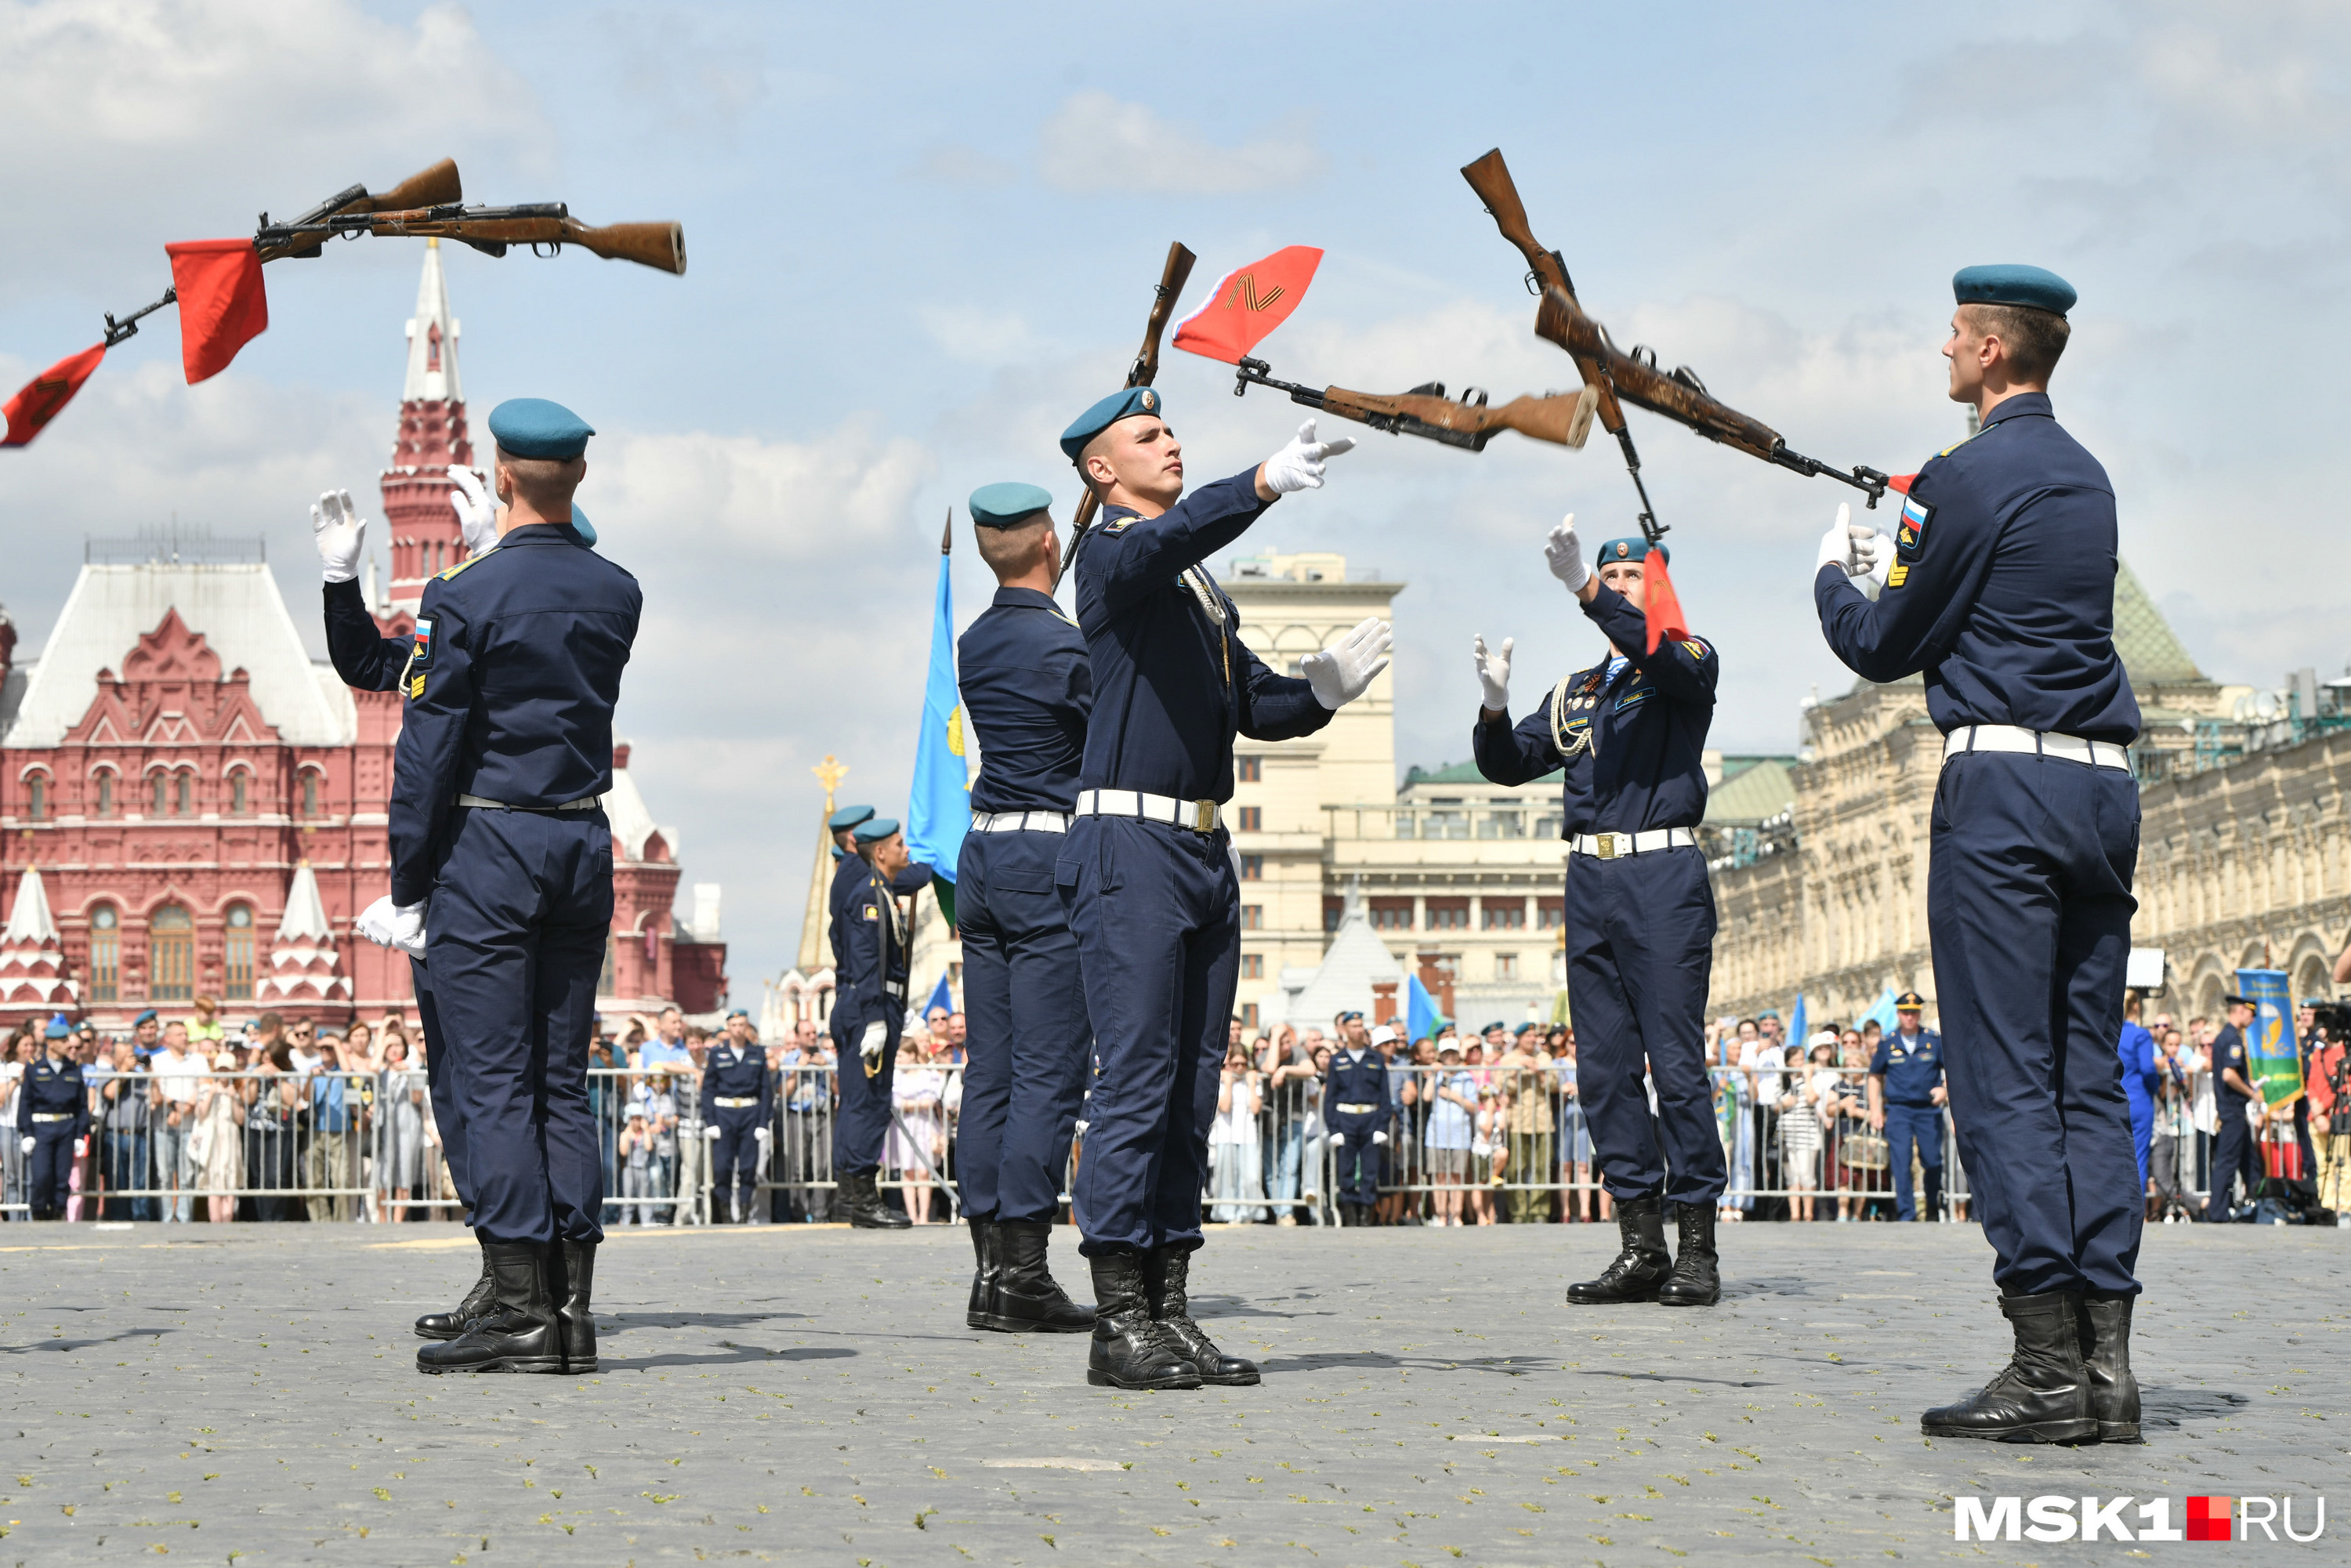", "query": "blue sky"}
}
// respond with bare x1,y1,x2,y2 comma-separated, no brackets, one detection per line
2,1,2344,993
